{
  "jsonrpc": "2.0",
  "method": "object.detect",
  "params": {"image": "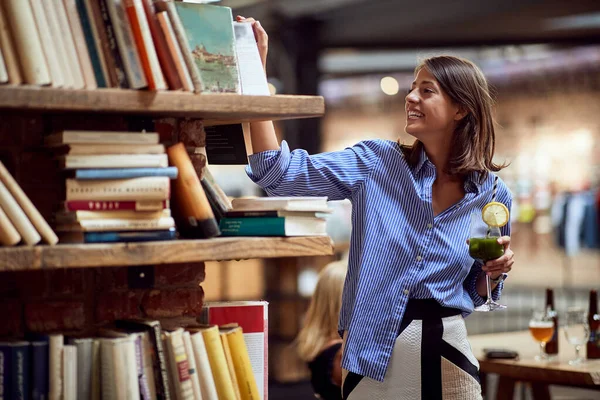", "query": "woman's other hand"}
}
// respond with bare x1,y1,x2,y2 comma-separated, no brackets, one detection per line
482,236,514,278
236,15,268,71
